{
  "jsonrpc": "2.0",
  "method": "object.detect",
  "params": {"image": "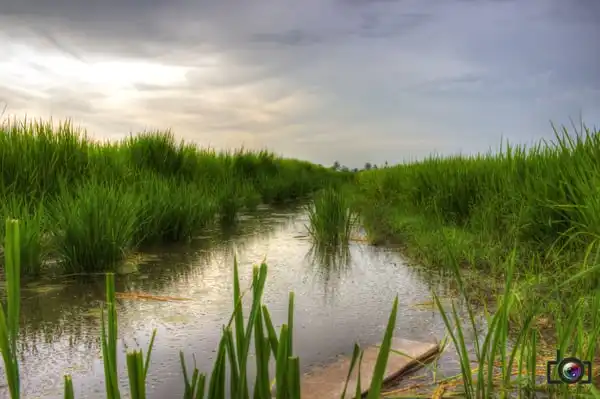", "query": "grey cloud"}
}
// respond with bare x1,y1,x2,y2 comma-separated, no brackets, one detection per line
251,30,324,46
1,0,599,166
